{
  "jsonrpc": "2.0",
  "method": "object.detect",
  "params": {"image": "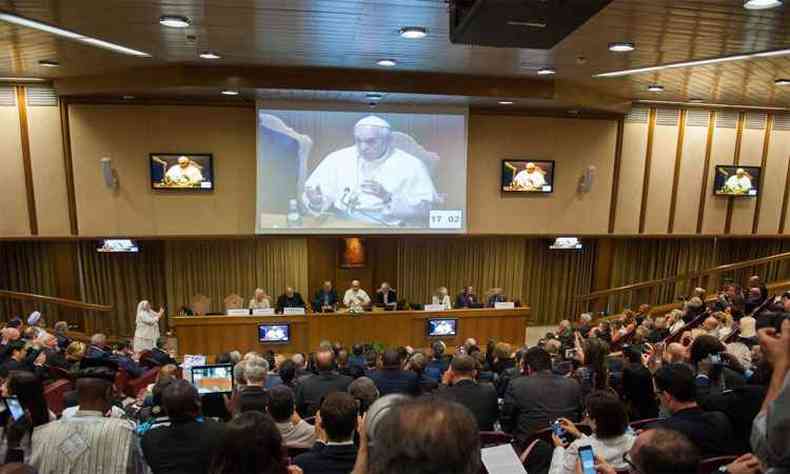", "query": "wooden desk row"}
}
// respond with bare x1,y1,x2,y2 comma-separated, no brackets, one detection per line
170,307,530,356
